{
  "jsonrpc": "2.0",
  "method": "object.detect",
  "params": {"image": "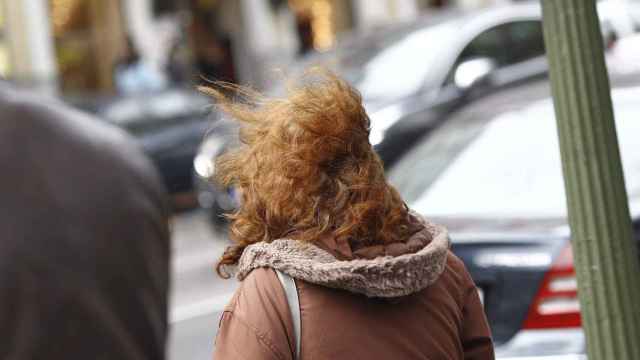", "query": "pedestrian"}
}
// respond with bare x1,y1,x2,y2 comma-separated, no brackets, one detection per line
0,85,171,359
208,73,494,359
